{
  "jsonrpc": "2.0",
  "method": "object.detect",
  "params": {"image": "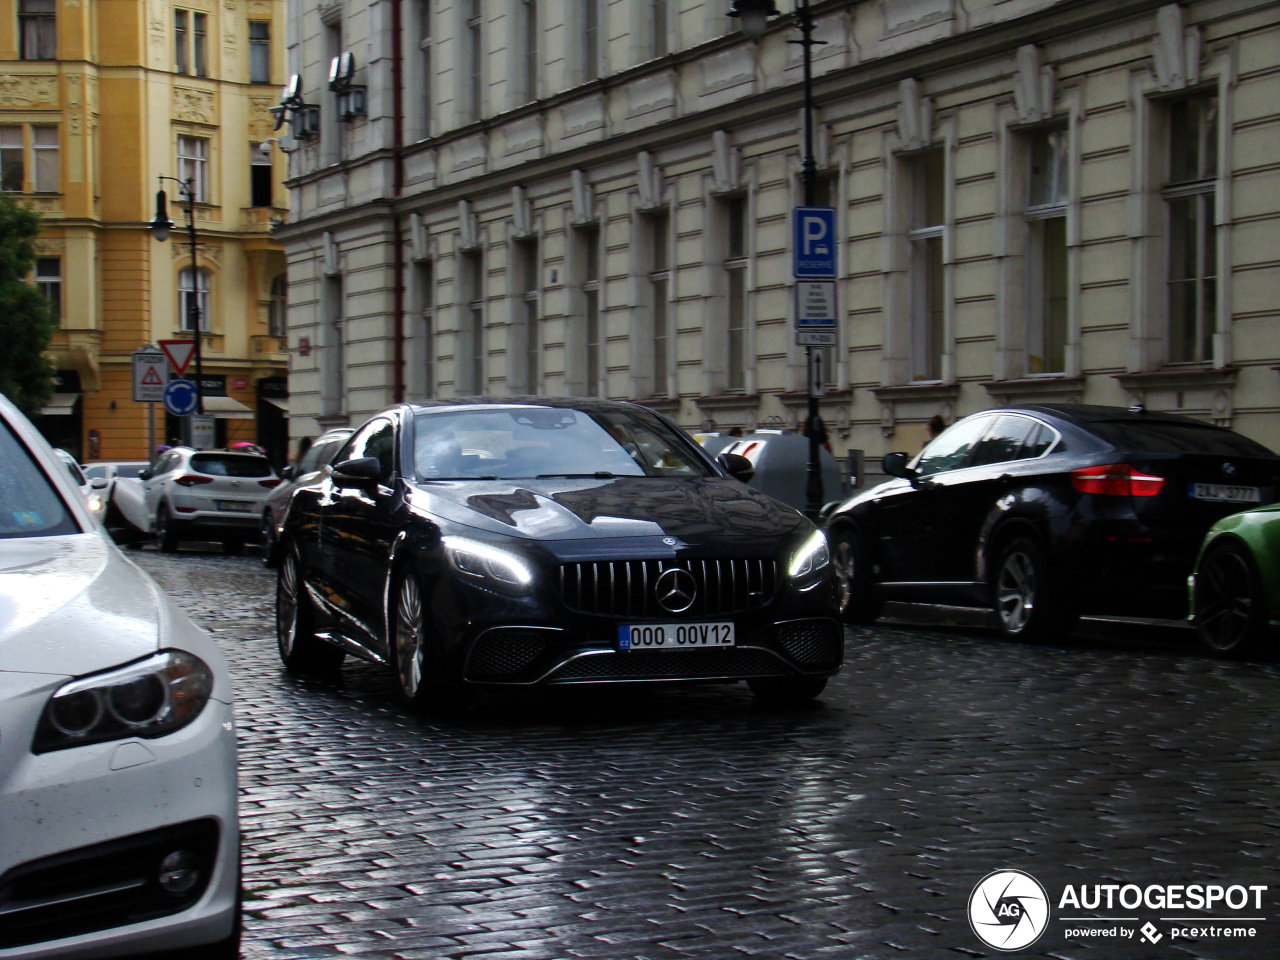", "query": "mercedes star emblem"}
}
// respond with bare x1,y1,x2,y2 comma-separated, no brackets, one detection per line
654,567,697,614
